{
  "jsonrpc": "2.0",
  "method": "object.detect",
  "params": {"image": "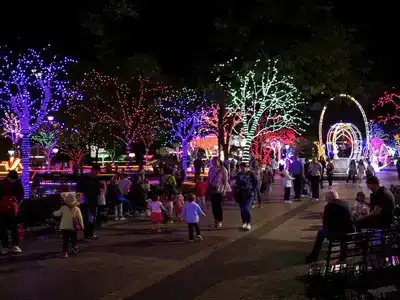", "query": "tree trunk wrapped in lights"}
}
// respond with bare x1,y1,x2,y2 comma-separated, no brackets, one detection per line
219,58,308,163
0,48,79,199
